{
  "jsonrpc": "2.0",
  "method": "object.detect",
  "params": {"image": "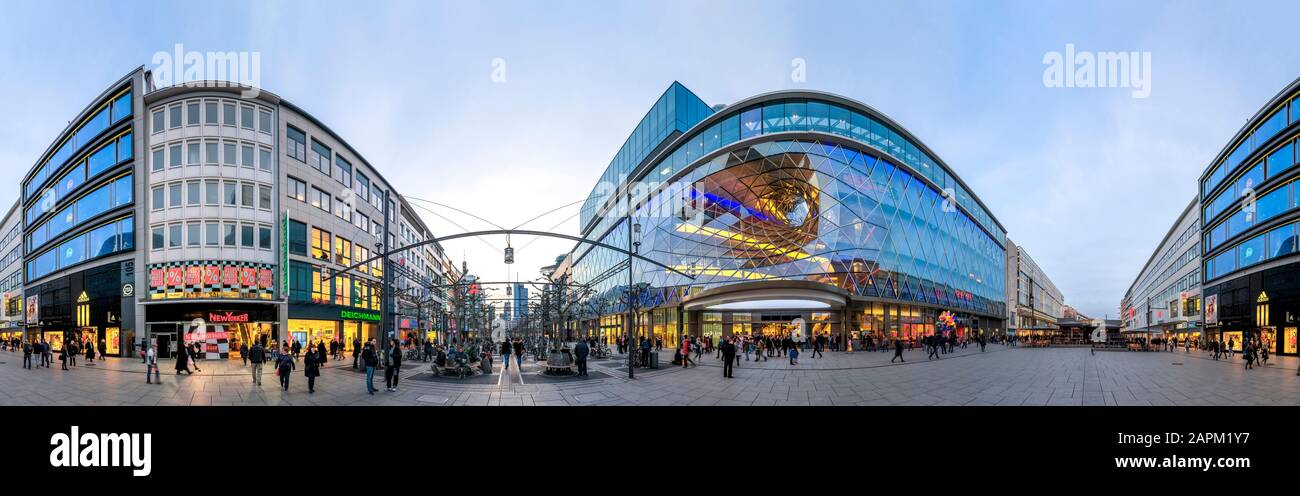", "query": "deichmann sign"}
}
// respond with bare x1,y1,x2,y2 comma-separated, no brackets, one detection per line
340,310,381,322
